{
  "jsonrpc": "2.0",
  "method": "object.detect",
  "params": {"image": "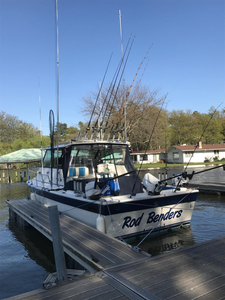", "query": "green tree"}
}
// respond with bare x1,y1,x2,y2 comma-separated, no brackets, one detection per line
221,108,225,140
195,108,224,144
66,126,79,141
54,122,68,144
168,110,197,145
0,111,51,156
